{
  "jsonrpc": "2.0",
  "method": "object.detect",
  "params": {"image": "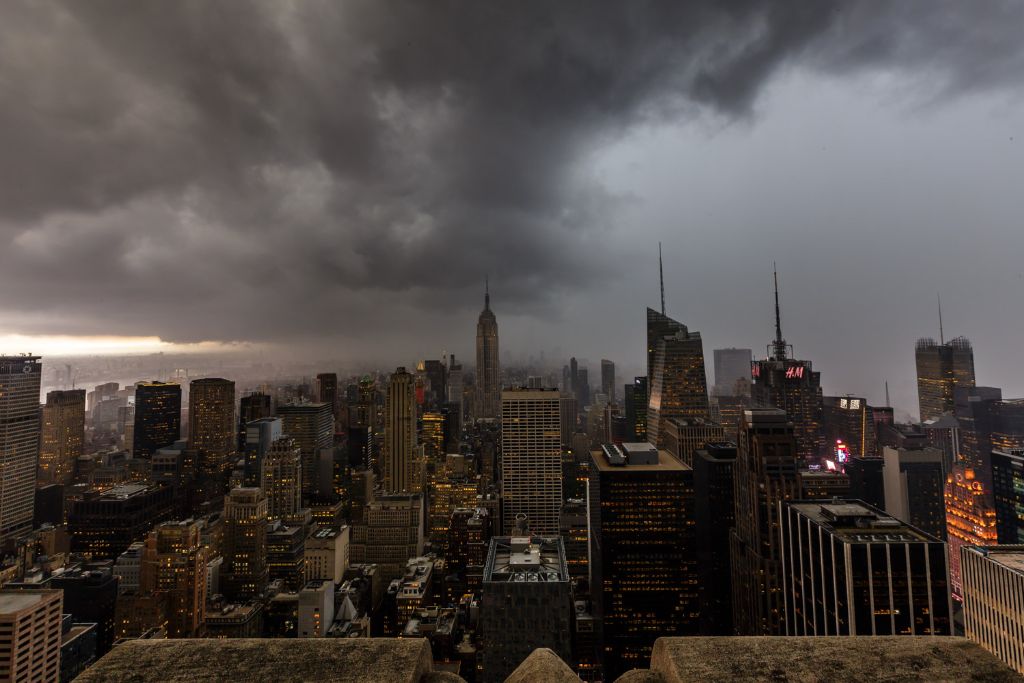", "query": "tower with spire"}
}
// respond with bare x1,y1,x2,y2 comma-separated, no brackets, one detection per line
475,278,500,420
750,267,825,464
